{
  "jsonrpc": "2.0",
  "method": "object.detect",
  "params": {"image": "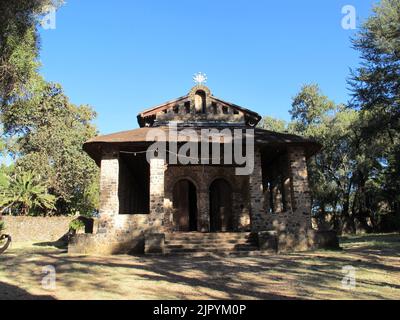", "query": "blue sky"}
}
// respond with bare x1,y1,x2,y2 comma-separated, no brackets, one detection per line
38,0,376,135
